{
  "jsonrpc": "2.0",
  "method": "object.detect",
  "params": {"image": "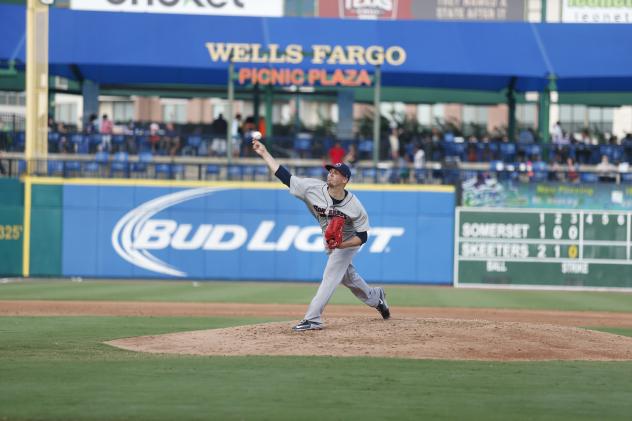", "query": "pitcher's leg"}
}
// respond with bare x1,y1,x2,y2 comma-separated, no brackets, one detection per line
304,247,358,323
341,264,381,307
